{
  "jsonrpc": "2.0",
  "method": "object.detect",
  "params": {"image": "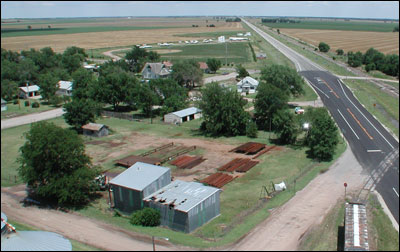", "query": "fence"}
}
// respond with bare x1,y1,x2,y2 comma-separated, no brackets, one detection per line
101,110,134,121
